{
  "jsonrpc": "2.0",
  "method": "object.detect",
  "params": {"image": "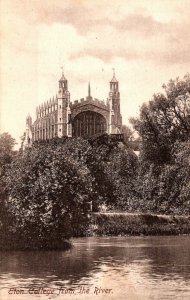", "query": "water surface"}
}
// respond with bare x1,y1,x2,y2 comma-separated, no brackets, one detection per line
0,236,190,300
